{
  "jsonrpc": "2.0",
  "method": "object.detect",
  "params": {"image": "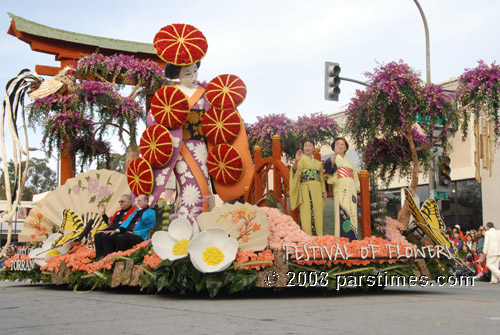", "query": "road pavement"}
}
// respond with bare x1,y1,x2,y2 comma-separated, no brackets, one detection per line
1,279,499,335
